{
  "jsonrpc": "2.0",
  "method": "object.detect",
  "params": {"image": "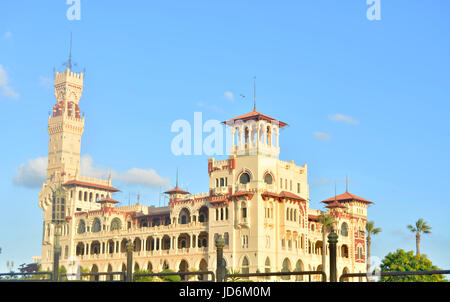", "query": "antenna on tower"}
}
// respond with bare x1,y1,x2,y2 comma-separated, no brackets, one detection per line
63,32,77,70
346,175,349,192
253,76,256,111
334,181,337,201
